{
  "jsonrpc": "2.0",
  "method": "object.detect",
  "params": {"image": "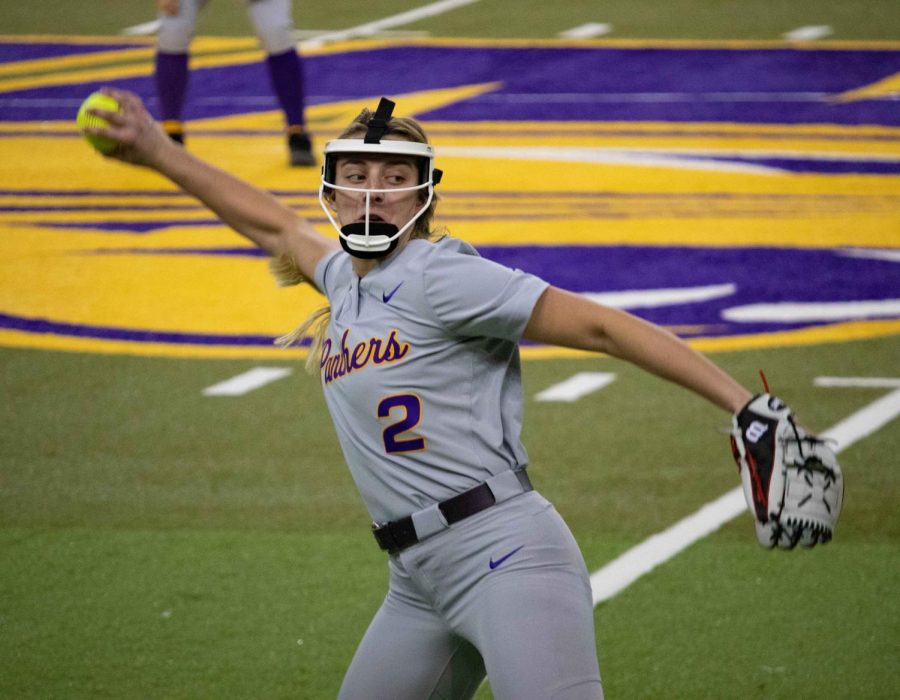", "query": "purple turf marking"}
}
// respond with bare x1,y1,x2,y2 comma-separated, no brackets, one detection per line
0,41,143,63
34,220,228,233
709,156,900,175
0,188,846,199
13,184,899,232
2,245,896,347
88,247,267,257
475,245,900,338
8,128,900,143
0,205,202,213
2,44,899,126
0,189,188,196
630,153,900,175
0,312,306,347
2,41,898,349
429,128,900,143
